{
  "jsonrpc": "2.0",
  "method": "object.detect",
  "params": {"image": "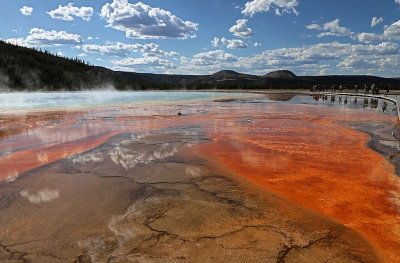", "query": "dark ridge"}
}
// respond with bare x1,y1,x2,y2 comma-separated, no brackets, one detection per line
1,40,400,91
264,70,297,79
212,70,241,77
